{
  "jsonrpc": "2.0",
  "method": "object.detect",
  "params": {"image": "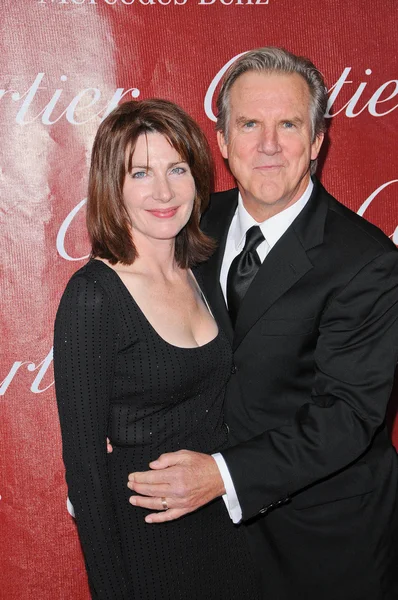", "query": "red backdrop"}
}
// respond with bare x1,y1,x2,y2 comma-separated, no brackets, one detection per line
1,1,397,597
